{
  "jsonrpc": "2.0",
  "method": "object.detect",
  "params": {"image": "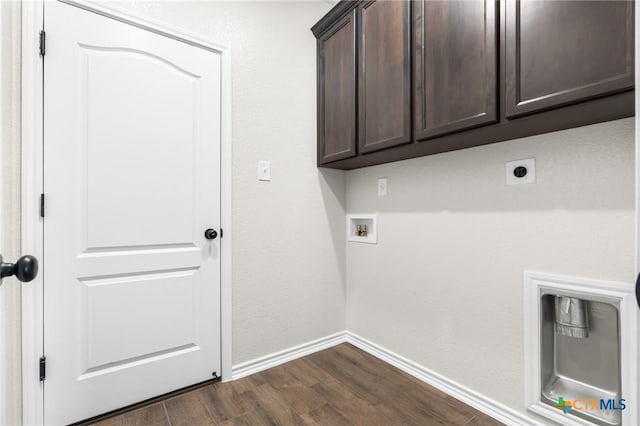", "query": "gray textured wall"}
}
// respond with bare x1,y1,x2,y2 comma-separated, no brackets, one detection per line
346,118,635,417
